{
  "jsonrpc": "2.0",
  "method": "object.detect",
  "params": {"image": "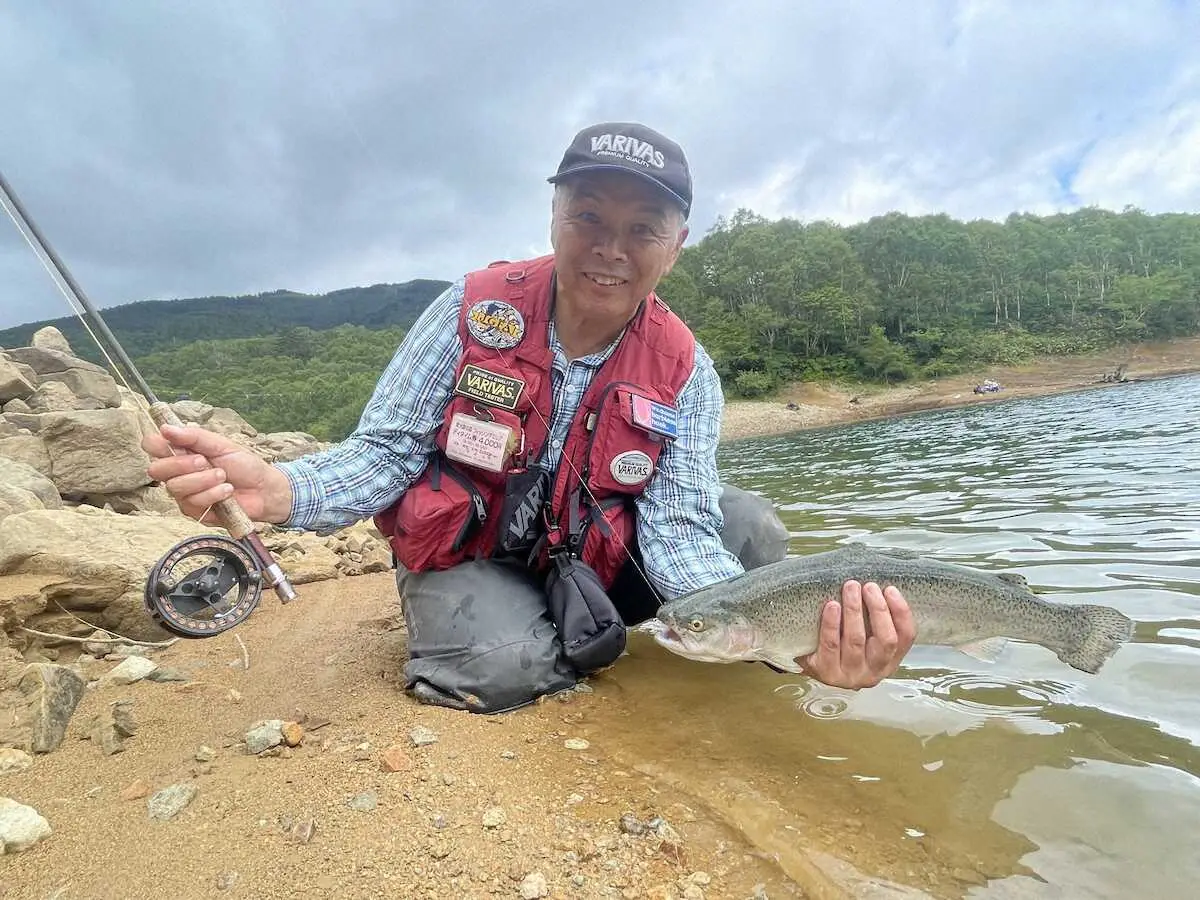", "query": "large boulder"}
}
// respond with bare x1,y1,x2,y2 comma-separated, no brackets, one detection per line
0,354,35,404
39,407,154,495
0,457,62,509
